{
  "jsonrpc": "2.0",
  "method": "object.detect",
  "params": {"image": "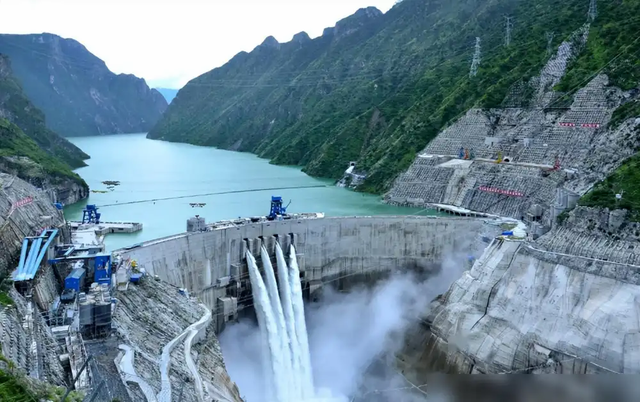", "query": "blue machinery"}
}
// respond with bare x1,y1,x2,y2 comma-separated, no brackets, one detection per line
268,196,290,220
49,254,112,288
82,204,101,224
13,229,59,282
